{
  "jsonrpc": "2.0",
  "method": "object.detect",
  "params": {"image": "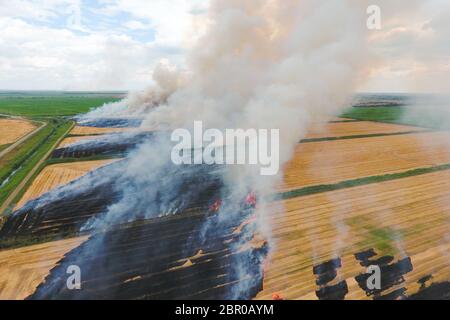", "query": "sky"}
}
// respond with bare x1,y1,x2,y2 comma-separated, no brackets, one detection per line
0,0,449,93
